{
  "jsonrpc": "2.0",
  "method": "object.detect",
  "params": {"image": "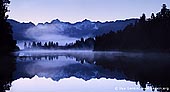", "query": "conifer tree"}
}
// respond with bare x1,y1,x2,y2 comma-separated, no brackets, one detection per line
0,0,18,54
